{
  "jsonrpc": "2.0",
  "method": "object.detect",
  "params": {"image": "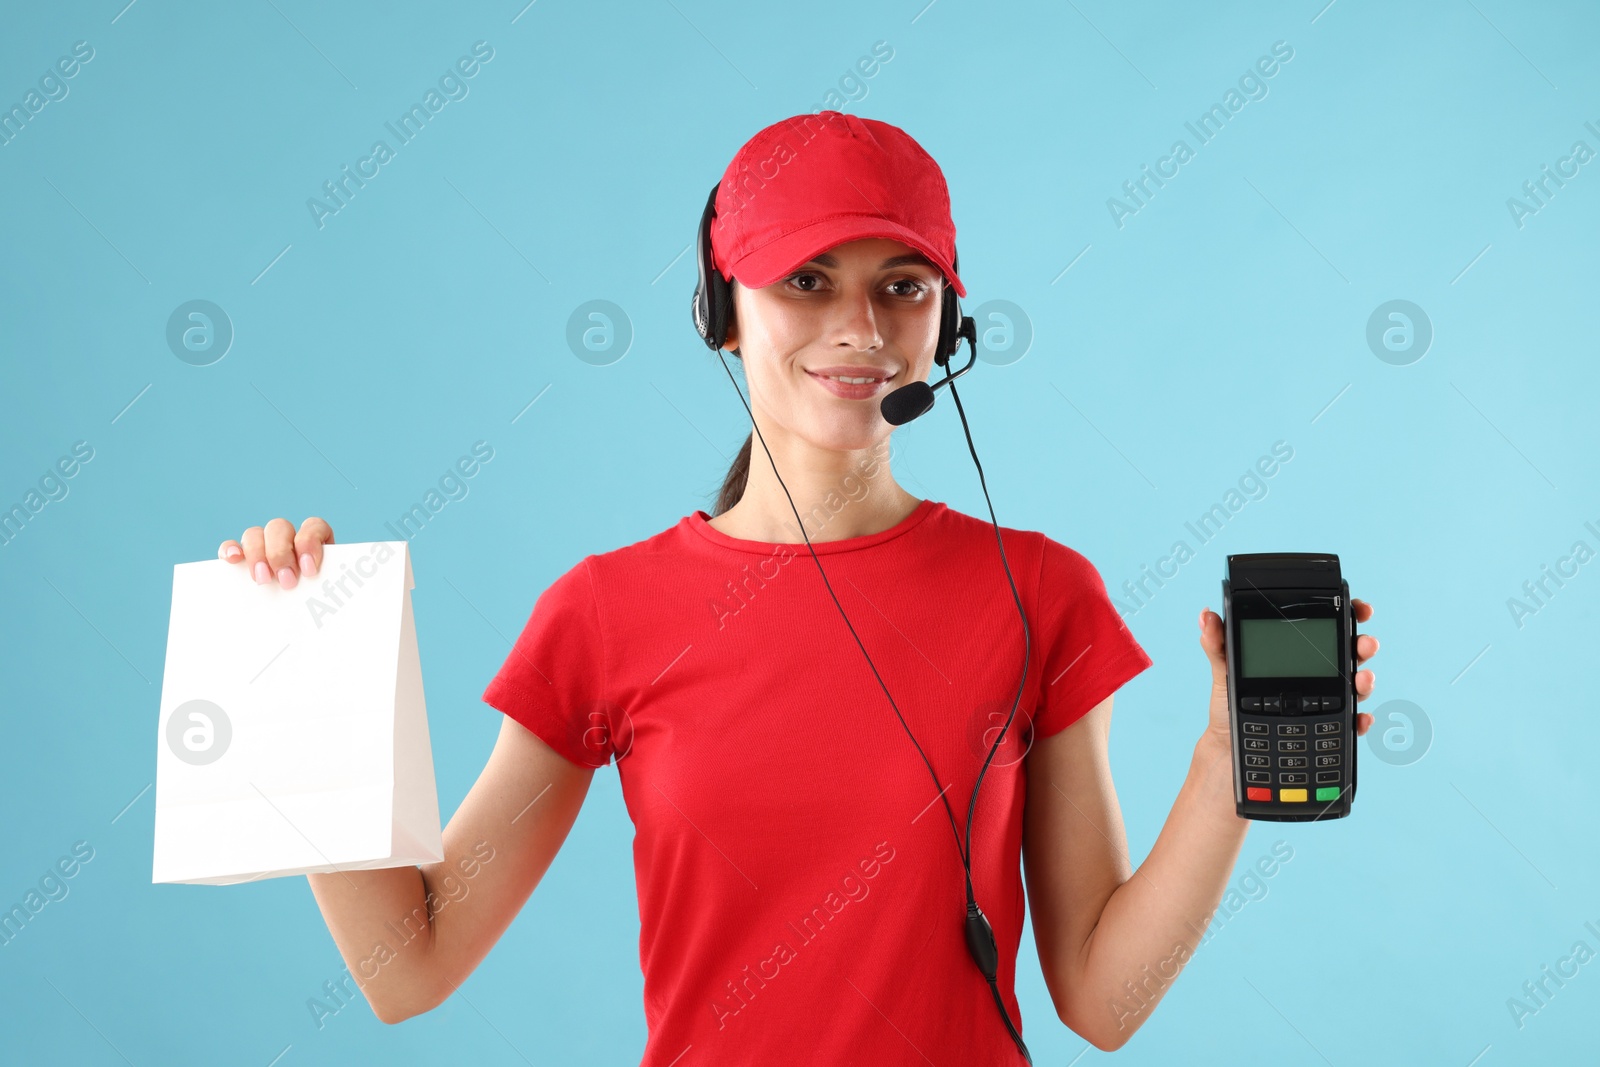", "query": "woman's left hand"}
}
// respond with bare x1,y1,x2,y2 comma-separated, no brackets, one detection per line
1198,598,1378,744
